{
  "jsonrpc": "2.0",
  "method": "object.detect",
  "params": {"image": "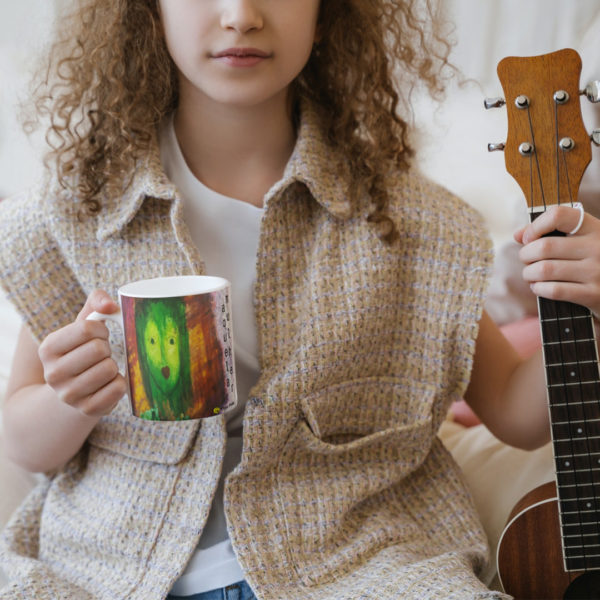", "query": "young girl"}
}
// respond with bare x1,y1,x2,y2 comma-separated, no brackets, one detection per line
1,1,600,599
